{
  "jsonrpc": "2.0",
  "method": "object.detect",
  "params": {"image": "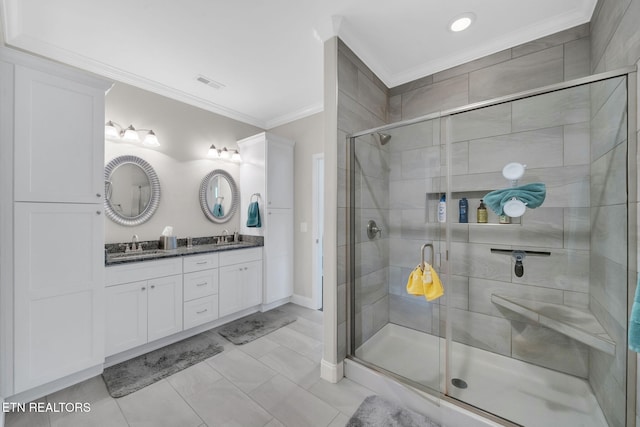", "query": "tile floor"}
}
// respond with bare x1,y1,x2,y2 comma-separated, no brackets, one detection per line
5,304,373,427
